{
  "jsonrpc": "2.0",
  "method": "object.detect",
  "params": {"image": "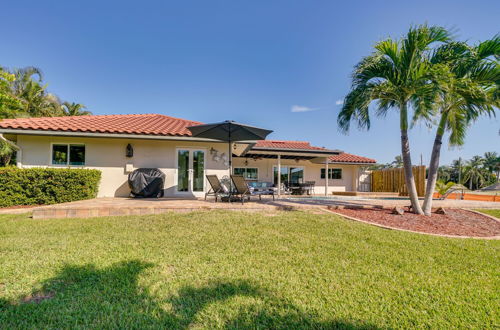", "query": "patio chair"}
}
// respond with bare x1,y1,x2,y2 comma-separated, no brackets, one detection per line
205,175,228,202
231,175,275,204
